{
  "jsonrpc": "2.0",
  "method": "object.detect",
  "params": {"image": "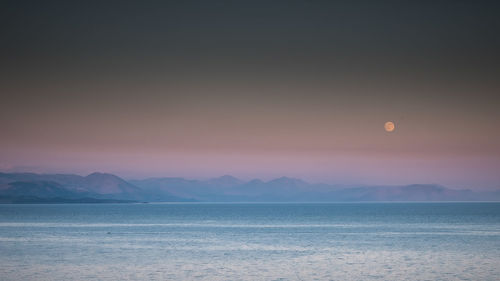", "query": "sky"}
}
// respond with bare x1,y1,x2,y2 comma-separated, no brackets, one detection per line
1,0,499,189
